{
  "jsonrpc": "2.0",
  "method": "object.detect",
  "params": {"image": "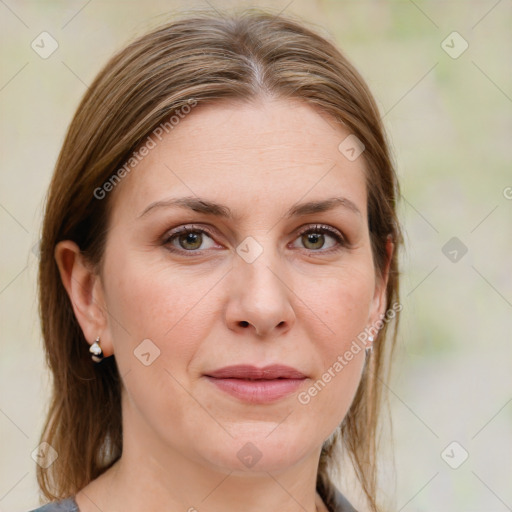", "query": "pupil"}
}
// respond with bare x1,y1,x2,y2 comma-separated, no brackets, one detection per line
306,233,323,249
181,232,201,249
